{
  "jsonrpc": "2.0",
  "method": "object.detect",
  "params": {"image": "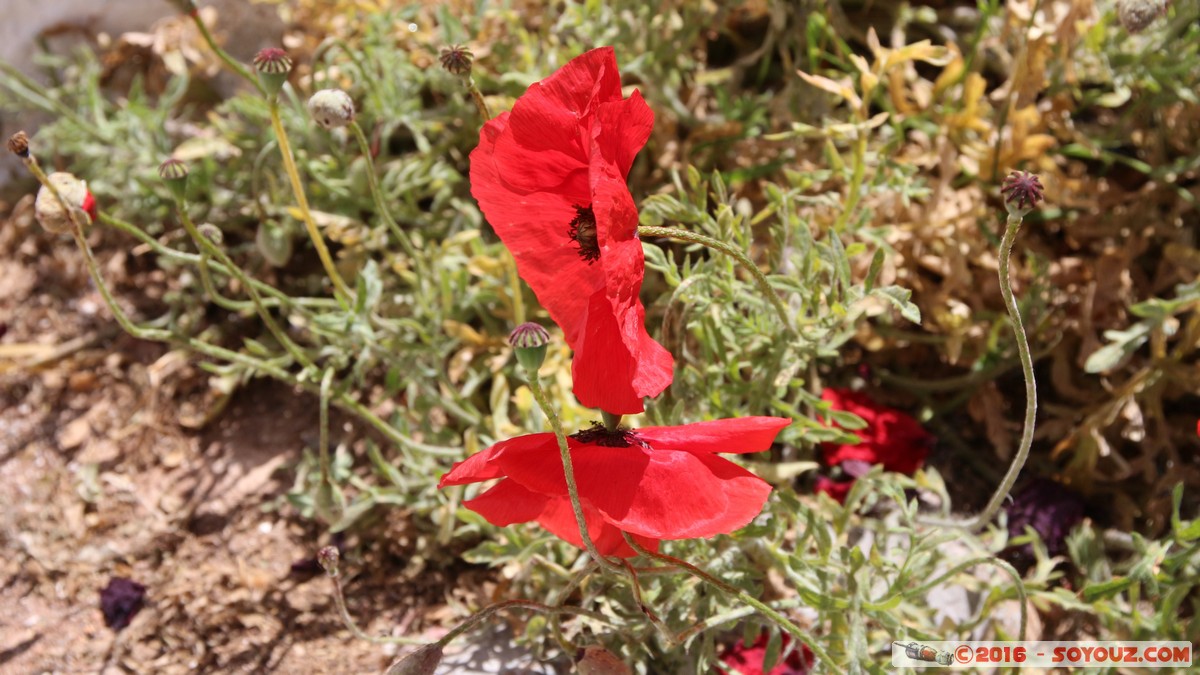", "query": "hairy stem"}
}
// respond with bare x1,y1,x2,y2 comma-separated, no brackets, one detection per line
637,225,793,334
268,101,351,300
188,9,267,97
178,207,315,371
348,120,421,263
522,364,622,574
621,534,833,666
